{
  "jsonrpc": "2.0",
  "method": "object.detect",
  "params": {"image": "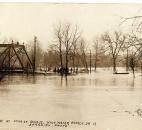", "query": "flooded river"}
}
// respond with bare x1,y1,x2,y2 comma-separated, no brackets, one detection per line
0,68,142,130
